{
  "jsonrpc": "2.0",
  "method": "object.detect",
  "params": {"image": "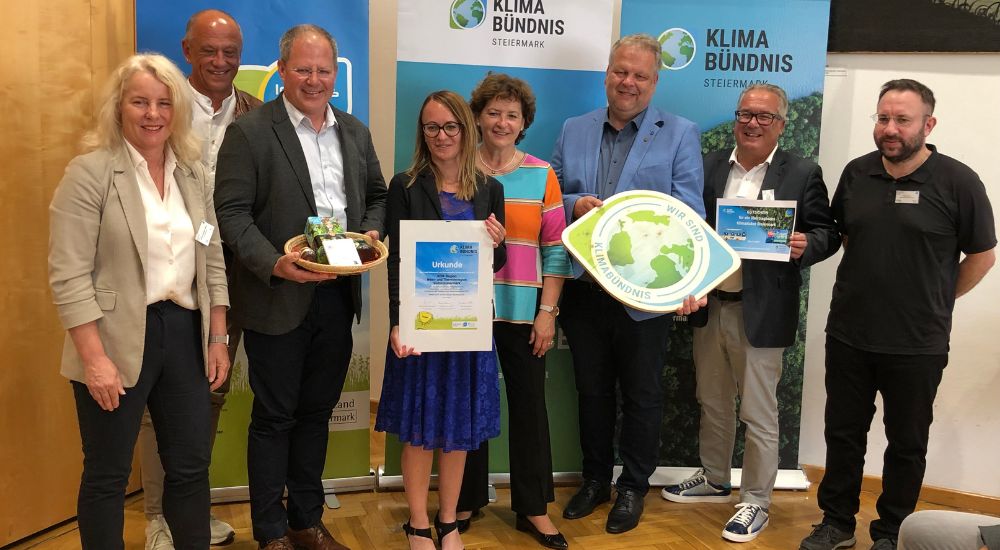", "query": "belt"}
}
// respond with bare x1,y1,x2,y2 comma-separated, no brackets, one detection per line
710,289,743,302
